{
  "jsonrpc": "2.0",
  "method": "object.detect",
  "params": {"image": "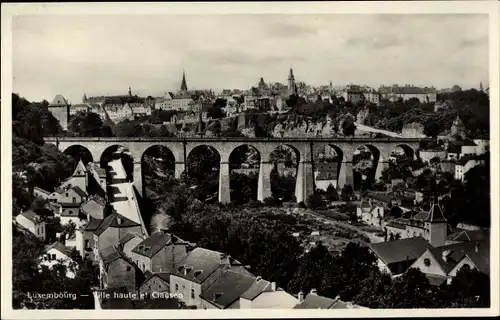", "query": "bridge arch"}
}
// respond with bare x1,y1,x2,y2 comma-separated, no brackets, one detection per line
62,144,94,166
141,144,176,179
100,144,135,184
351,144,383,190
228,144,261,204
313,144,344,192
391,143,416,160
268,144,300,202
186,145,221,203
